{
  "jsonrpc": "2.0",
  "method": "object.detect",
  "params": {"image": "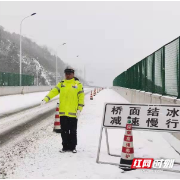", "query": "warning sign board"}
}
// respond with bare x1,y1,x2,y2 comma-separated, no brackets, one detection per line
103,103,180,132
